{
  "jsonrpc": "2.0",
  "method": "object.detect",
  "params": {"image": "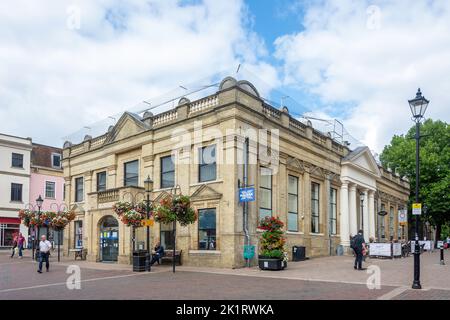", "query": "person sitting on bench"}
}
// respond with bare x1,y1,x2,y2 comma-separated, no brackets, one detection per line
150,241,164,265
